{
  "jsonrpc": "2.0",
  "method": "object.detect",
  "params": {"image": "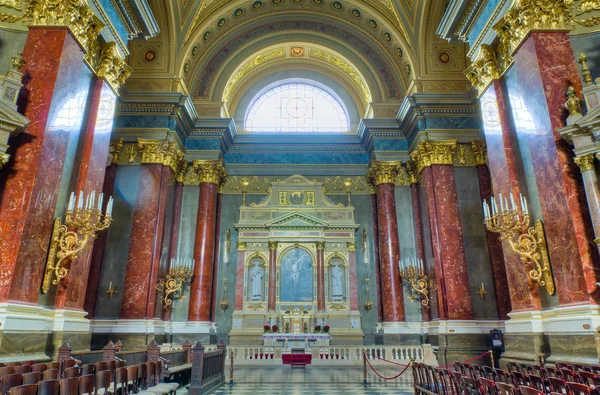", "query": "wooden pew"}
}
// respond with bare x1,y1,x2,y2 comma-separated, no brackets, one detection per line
188,342,227,395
